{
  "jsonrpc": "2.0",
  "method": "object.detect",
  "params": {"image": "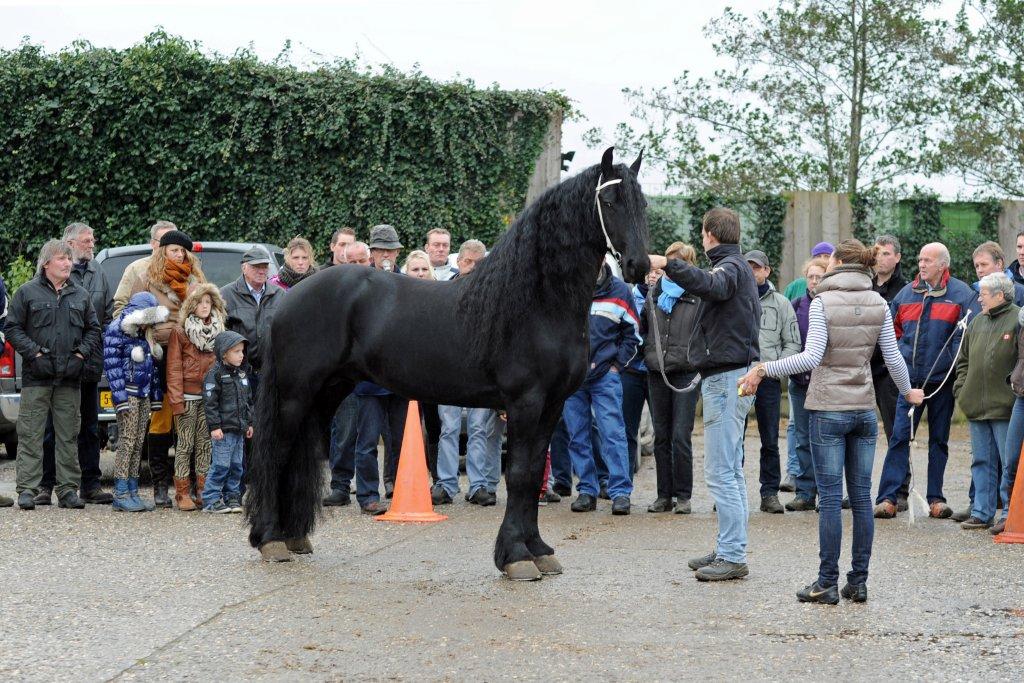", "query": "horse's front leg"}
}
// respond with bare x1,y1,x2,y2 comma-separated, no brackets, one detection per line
493,397,561,581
